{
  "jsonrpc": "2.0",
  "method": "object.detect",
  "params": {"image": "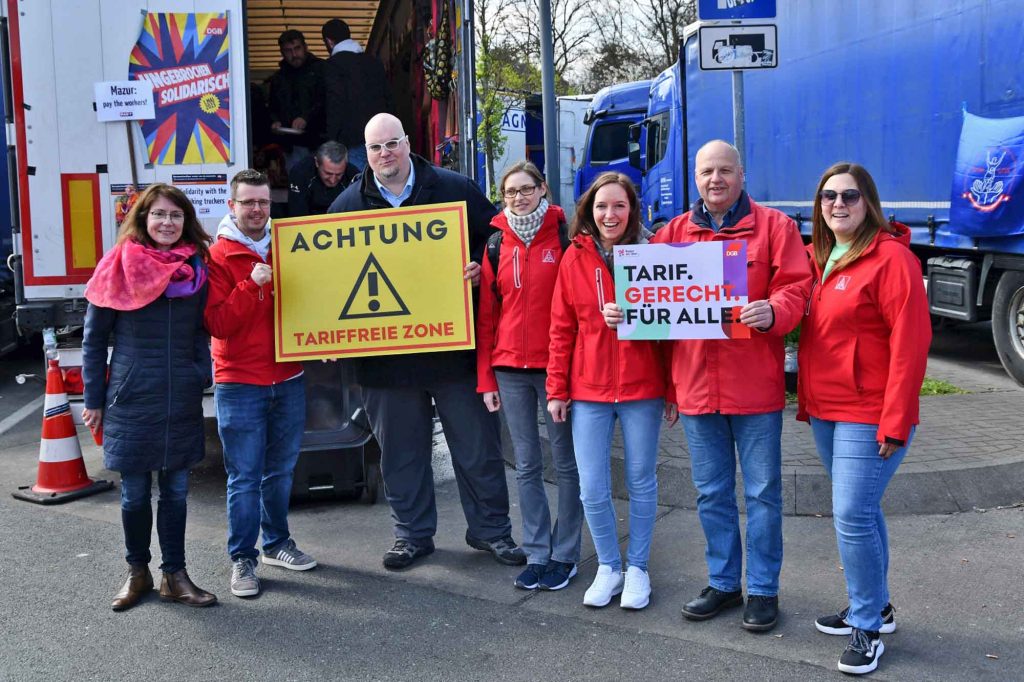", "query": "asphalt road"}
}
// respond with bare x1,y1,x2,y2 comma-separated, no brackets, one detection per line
0,324,1021,681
